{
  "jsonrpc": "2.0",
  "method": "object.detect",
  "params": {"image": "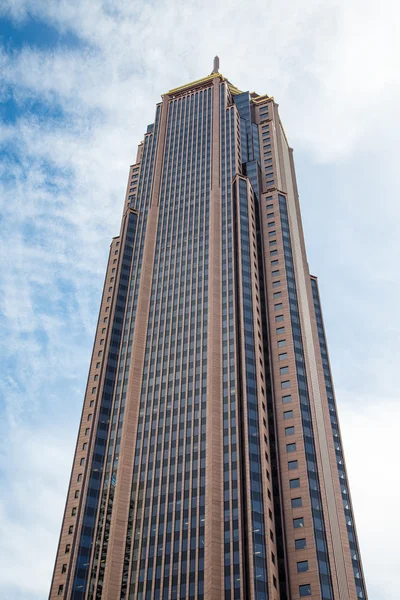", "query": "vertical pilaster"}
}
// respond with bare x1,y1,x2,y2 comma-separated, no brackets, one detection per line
204,76,224,600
